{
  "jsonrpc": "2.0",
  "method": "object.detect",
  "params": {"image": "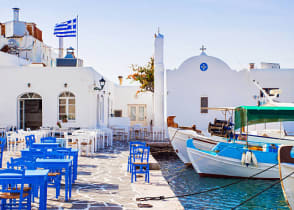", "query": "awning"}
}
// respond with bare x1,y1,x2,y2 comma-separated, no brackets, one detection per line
234,106,294,130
